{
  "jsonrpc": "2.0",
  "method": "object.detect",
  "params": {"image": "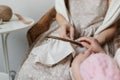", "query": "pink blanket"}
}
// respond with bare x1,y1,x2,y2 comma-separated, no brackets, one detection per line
80,53,120,80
